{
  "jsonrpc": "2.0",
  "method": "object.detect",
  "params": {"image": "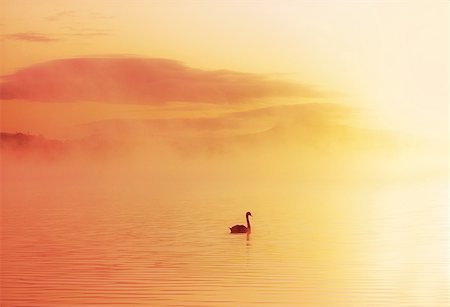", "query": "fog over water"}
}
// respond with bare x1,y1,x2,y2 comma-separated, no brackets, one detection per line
1,109,447,306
